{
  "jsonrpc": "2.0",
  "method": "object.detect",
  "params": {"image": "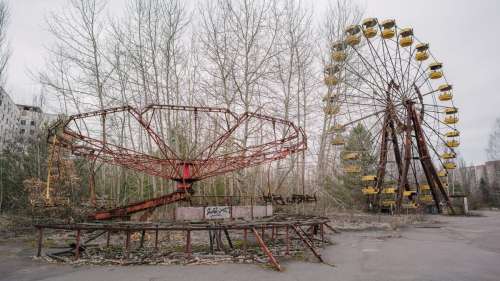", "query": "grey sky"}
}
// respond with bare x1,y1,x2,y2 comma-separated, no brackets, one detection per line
5,0,500,165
